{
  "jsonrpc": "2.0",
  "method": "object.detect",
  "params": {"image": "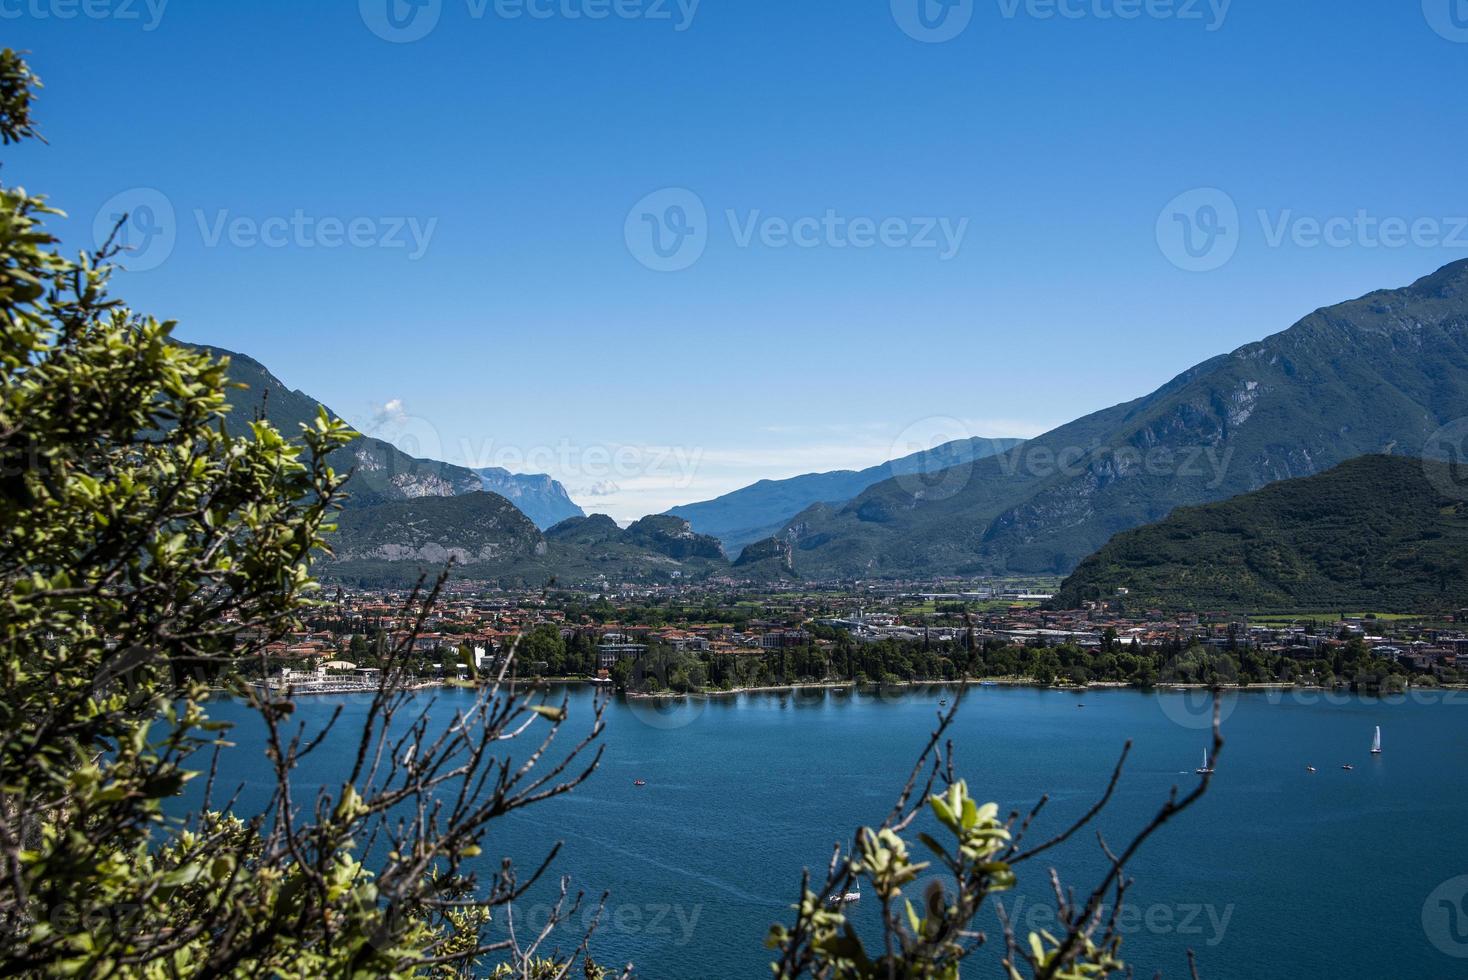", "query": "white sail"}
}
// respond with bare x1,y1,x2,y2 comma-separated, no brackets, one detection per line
1372,726,1382,753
